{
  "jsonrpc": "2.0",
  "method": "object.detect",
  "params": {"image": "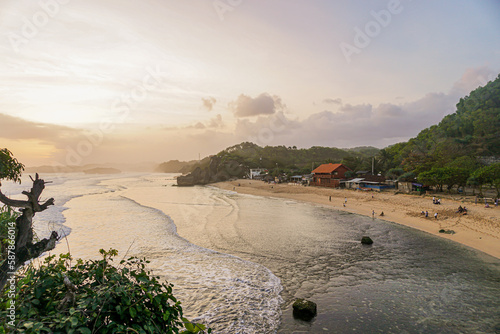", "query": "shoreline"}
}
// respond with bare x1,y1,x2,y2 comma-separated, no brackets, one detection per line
213,179,500,260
